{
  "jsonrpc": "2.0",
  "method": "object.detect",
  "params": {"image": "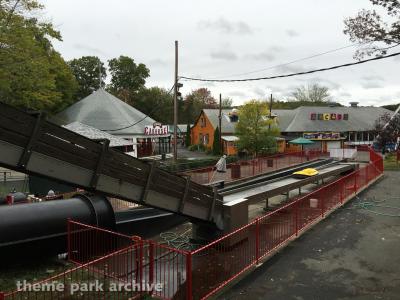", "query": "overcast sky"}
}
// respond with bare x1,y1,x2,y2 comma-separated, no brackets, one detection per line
40,0,400,107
